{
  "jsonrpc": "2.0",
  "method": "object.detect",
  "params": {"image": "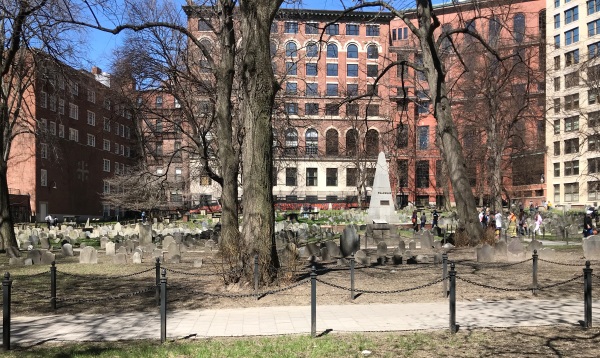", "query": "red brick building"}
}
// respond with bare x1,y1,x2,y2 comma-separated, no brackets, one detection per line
7,54,137,222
